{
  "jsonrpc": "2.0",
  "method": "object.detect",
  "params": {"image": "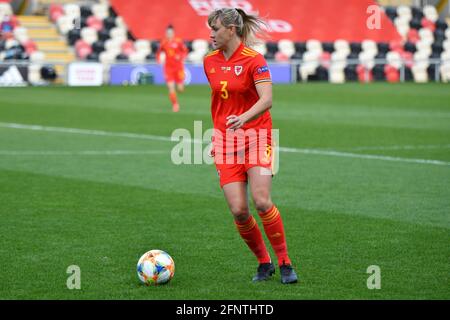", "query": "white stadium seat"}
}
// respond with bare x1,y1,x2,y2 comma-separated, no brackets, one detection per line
251,42,267,56
278,39,295,59
134,40,151,55
81,27,98,45
423,5,438,22
92,3,109,20
64,3,80,19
